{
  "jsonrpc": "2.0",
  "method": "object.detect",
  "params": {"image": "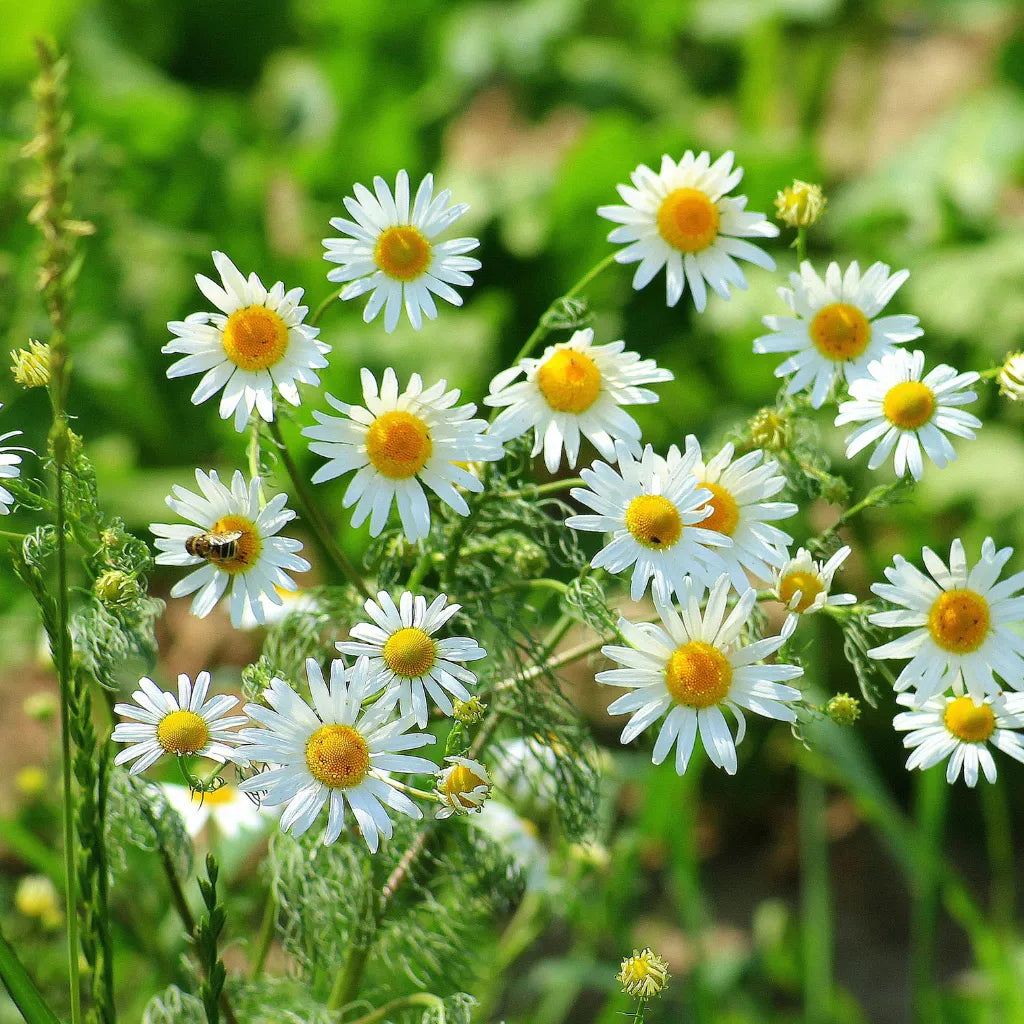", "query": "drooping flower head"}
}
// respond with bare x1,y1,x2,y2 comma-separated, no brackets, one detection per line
598,578,803,775
435,755,492,818
164,252,330,431
112,673,247,775
484,328,673,473
151,470,310,628
835,348,980,480
323,170,480,333
238,657,436,851
754,260,922,408
566,441,730,603
302,368,504,542
773,546,856,631
598,150,778,311
336,590,485,727
869,538,1024,705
